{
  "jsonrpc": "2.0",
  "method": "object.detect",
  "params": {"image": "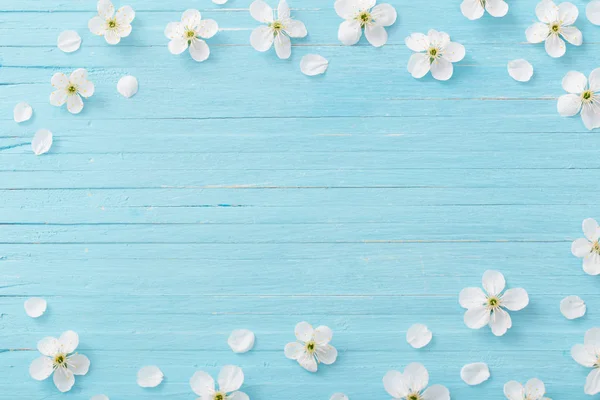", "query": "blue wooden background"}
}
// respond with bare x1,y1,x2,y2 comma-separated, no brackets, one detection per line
1,0,600,398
